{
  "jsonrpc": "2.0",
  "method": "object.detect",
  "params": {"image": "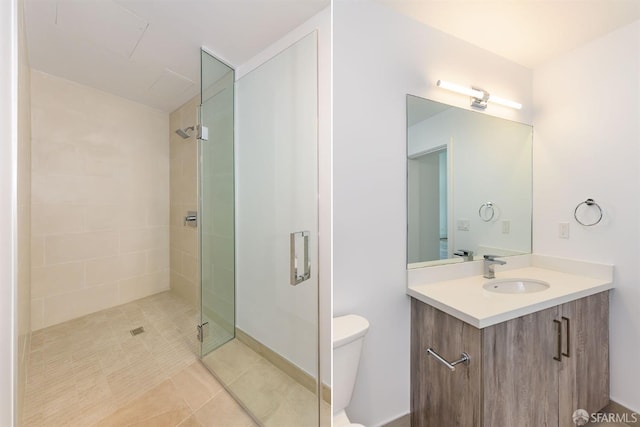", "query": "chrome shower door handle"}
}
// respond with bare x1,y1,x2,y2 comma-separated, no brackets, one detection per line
290,231,311,285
